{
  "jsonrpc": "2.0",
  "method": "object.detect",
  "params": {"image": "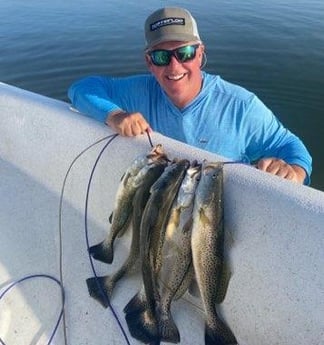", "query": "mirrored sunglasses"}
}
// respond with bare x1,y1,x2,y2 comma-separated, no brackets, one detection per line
148,44,200,66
